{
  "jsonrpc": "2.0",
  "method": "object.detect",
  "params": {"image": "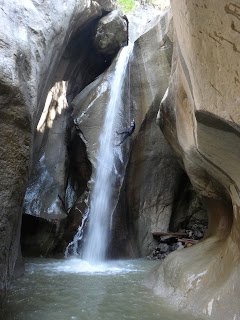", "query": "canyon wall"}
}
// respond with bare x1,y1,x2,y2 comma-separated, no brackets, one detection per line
144,1,240,319
0,0,116,309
